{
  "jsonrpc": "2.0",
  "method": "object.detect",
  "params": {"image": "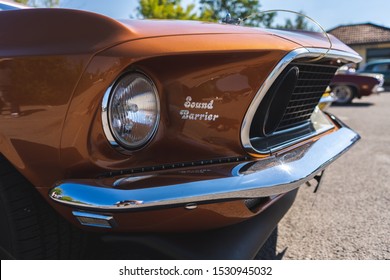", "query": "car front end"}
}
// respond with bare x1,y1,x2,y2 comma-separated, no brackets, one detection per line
0,9,361,259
